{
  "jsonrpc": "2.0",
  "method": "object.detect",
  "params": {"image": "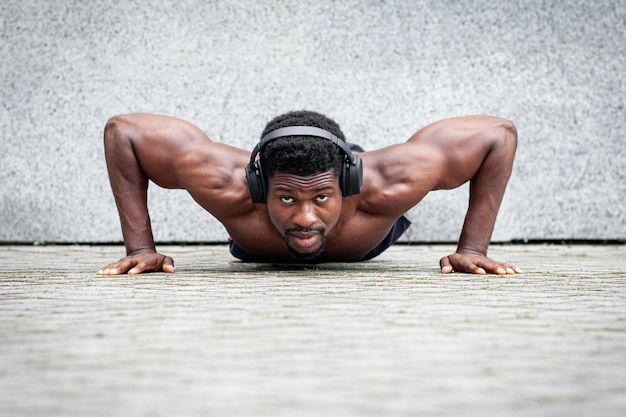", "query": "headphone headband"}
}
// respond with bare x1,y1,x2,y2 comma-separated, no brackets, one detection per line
249,126,357,166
